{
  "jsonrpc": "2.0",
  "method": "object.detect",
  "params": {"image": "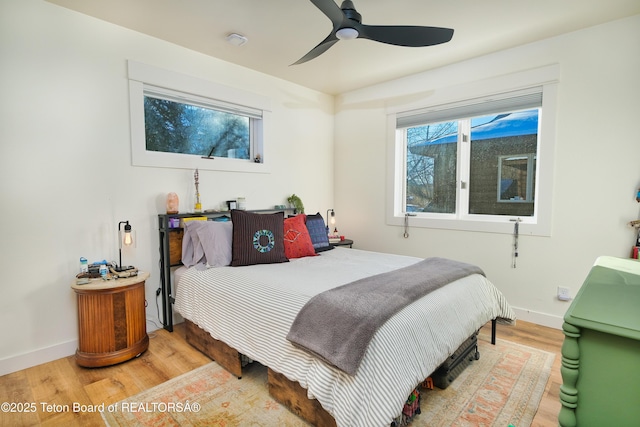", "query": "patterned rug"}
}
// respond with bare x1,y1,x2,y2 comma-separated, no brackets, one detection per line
101,337,554,427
